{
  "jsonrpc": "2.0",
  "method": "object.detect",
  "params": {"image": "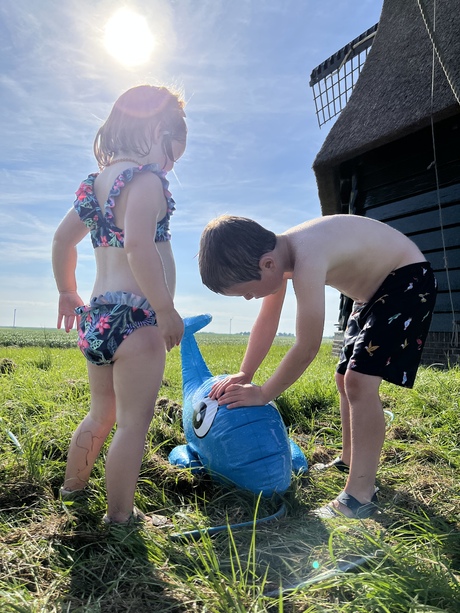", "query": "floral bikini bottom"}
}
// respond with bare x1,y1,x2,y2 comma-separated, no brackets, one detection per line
75,291,157,366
